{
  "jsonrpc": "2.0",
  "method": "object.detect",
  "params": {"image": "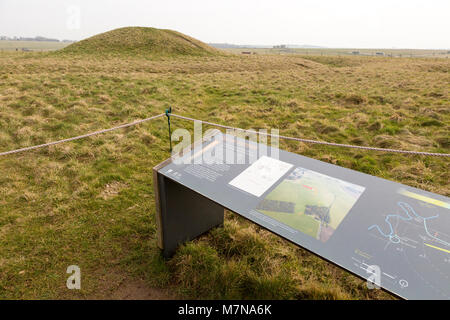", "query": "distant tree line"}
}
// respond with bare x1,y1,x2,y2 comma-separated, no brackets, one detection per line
0,36,74,43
